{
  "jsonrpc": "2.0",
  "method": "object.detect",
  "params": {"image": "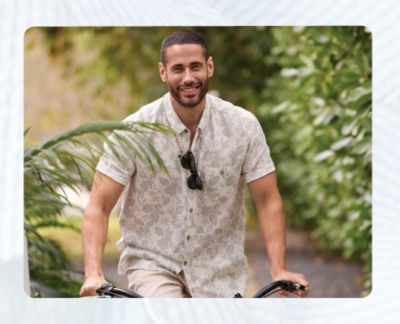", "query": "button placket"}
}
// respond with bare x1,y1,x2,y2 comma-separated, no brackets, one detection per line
181,127,201,274
186,209,192,242
182,186,197,269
